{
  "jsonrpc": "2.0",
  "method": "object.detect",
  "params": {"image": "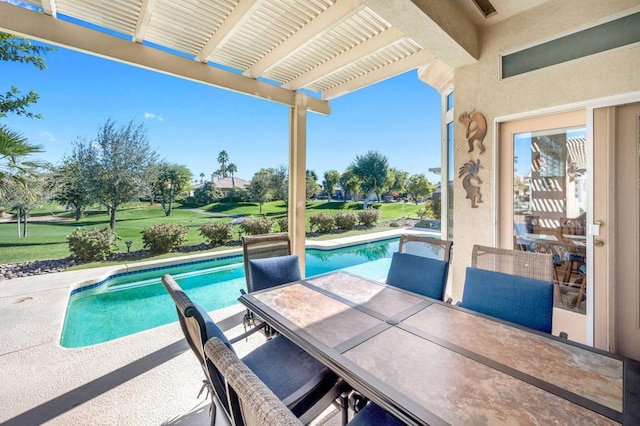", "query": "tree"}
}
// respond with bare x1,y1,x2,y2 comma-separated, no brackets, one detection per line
3,172,50,237
352,150,389,202
249,169,273,214
227,162,238,187
306,172,319,200
407,173,435,204
153,162,193,216
1,33,55,118
322,170,340,201
385,167,409,196
217,150,229,178
0,125,44,199
194,181,223,204
199,172,205,183
270,164,288,205
52,156,94,221
75,119,158,229
339,167,360,202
